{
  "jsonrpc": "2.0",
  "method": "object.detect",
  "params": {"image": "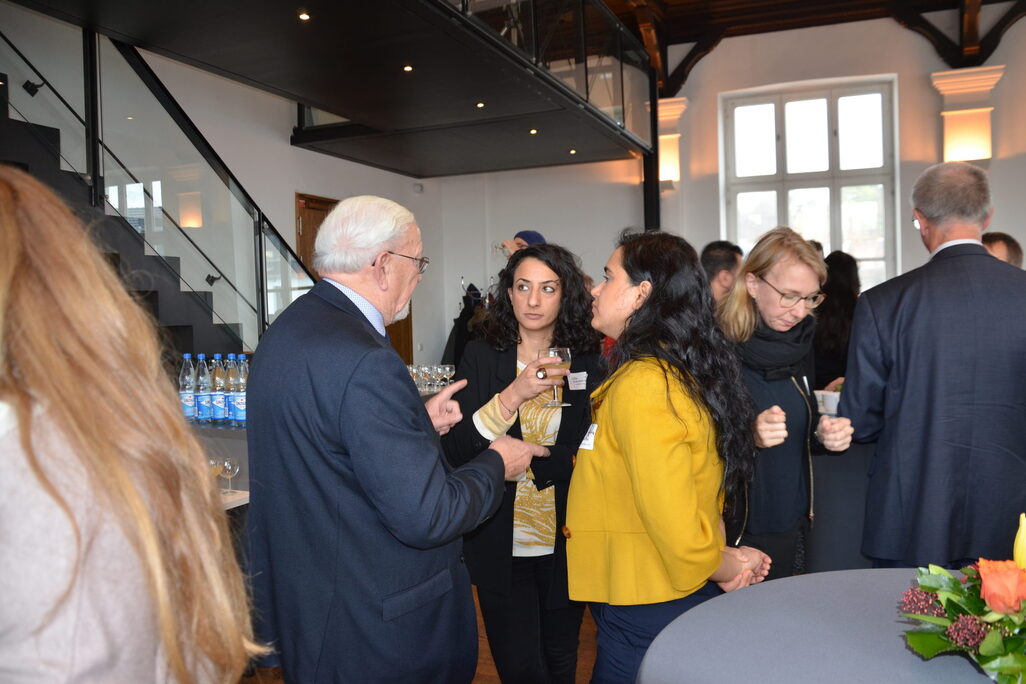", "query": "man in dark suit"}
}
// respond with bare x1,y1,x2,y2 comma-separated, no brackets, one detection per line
246,195,547,683
839,161,1026,568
